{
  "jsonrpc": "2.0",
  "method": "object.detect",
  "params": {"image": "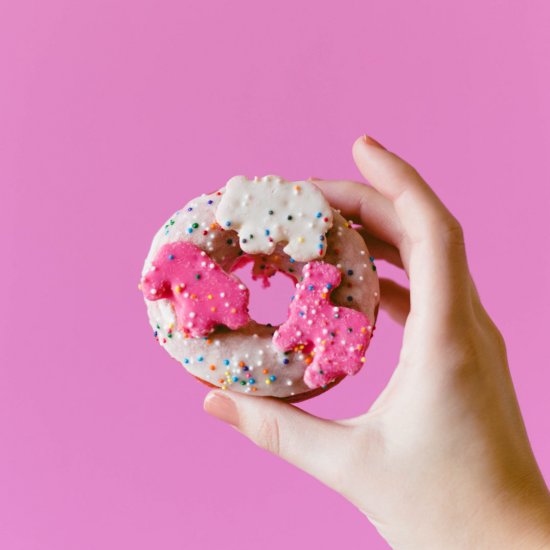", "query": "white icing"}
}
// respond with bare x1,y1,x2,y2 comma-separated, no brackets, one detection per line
215,175,333,262
157,299,177,326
